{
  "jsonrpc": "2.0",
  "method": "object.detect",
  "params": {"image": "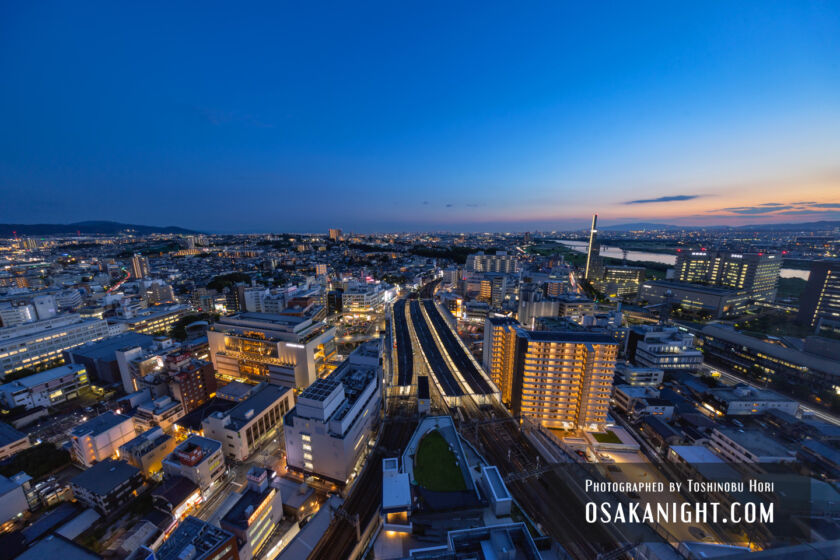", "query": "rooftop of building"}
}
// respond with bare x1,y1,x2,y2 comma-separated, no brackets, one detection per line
71,459,140,495
707,385,794,403
215,383,290,431
120,427,171,455
66,332,156,359
15,534,100,560
70,411,132,438
176,397,236,432
221,486,273,530
715,427,795,458
0,421,27,446
519,329,618,345
155,516,234,560
0,364,86,392
167,435,221,460
703,324,840,375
